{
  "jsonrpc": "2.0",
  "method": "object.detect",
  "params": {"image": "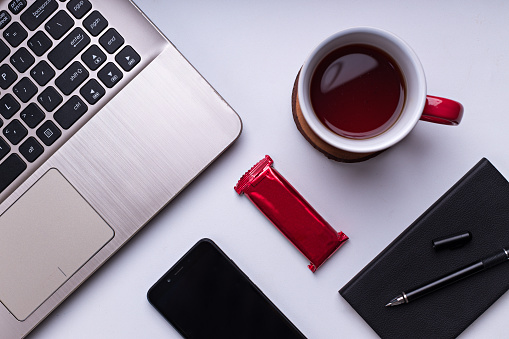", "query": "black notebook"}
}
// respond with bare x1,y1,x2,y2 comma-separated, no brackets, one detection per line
339,158,509,339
